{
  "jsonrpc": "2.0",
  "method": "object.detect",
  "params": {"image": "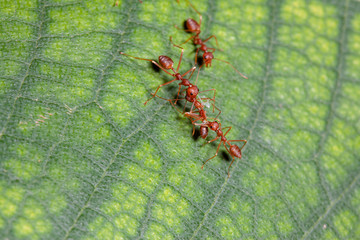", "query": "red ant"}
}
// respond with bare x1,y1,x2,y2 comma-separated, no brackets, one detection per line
166,93,247,178
153,73,246,178
174,1,248,79
154,69,219,133
175,93,220,139
178,99,246,177
149,64,219,138
198,120,247,178
120,46,197,105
